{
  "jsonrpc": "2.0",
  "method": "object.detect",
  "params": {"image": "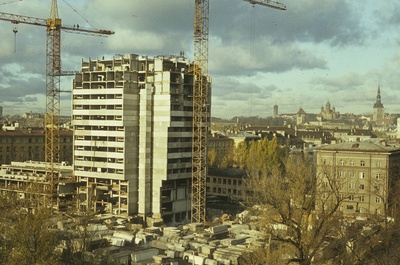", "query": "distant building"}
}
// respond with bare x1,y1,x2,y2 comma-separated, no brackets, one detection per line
316,141,400,217
318,101,339,121
21,112,42,119
273,104,278,118
373,85,385,122
332,128,377,143
296,108,307,125
224,131,261,147
0,105,3,118
243,125,335,149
